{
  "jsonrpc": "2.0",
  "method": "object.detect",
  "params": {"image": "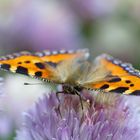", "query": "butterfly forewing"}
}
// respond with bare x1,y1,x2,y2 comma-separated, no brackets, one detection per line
82,54,140,95
0,49,89,83
35,49,89,63
2,49,140,96
0,55,54,80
